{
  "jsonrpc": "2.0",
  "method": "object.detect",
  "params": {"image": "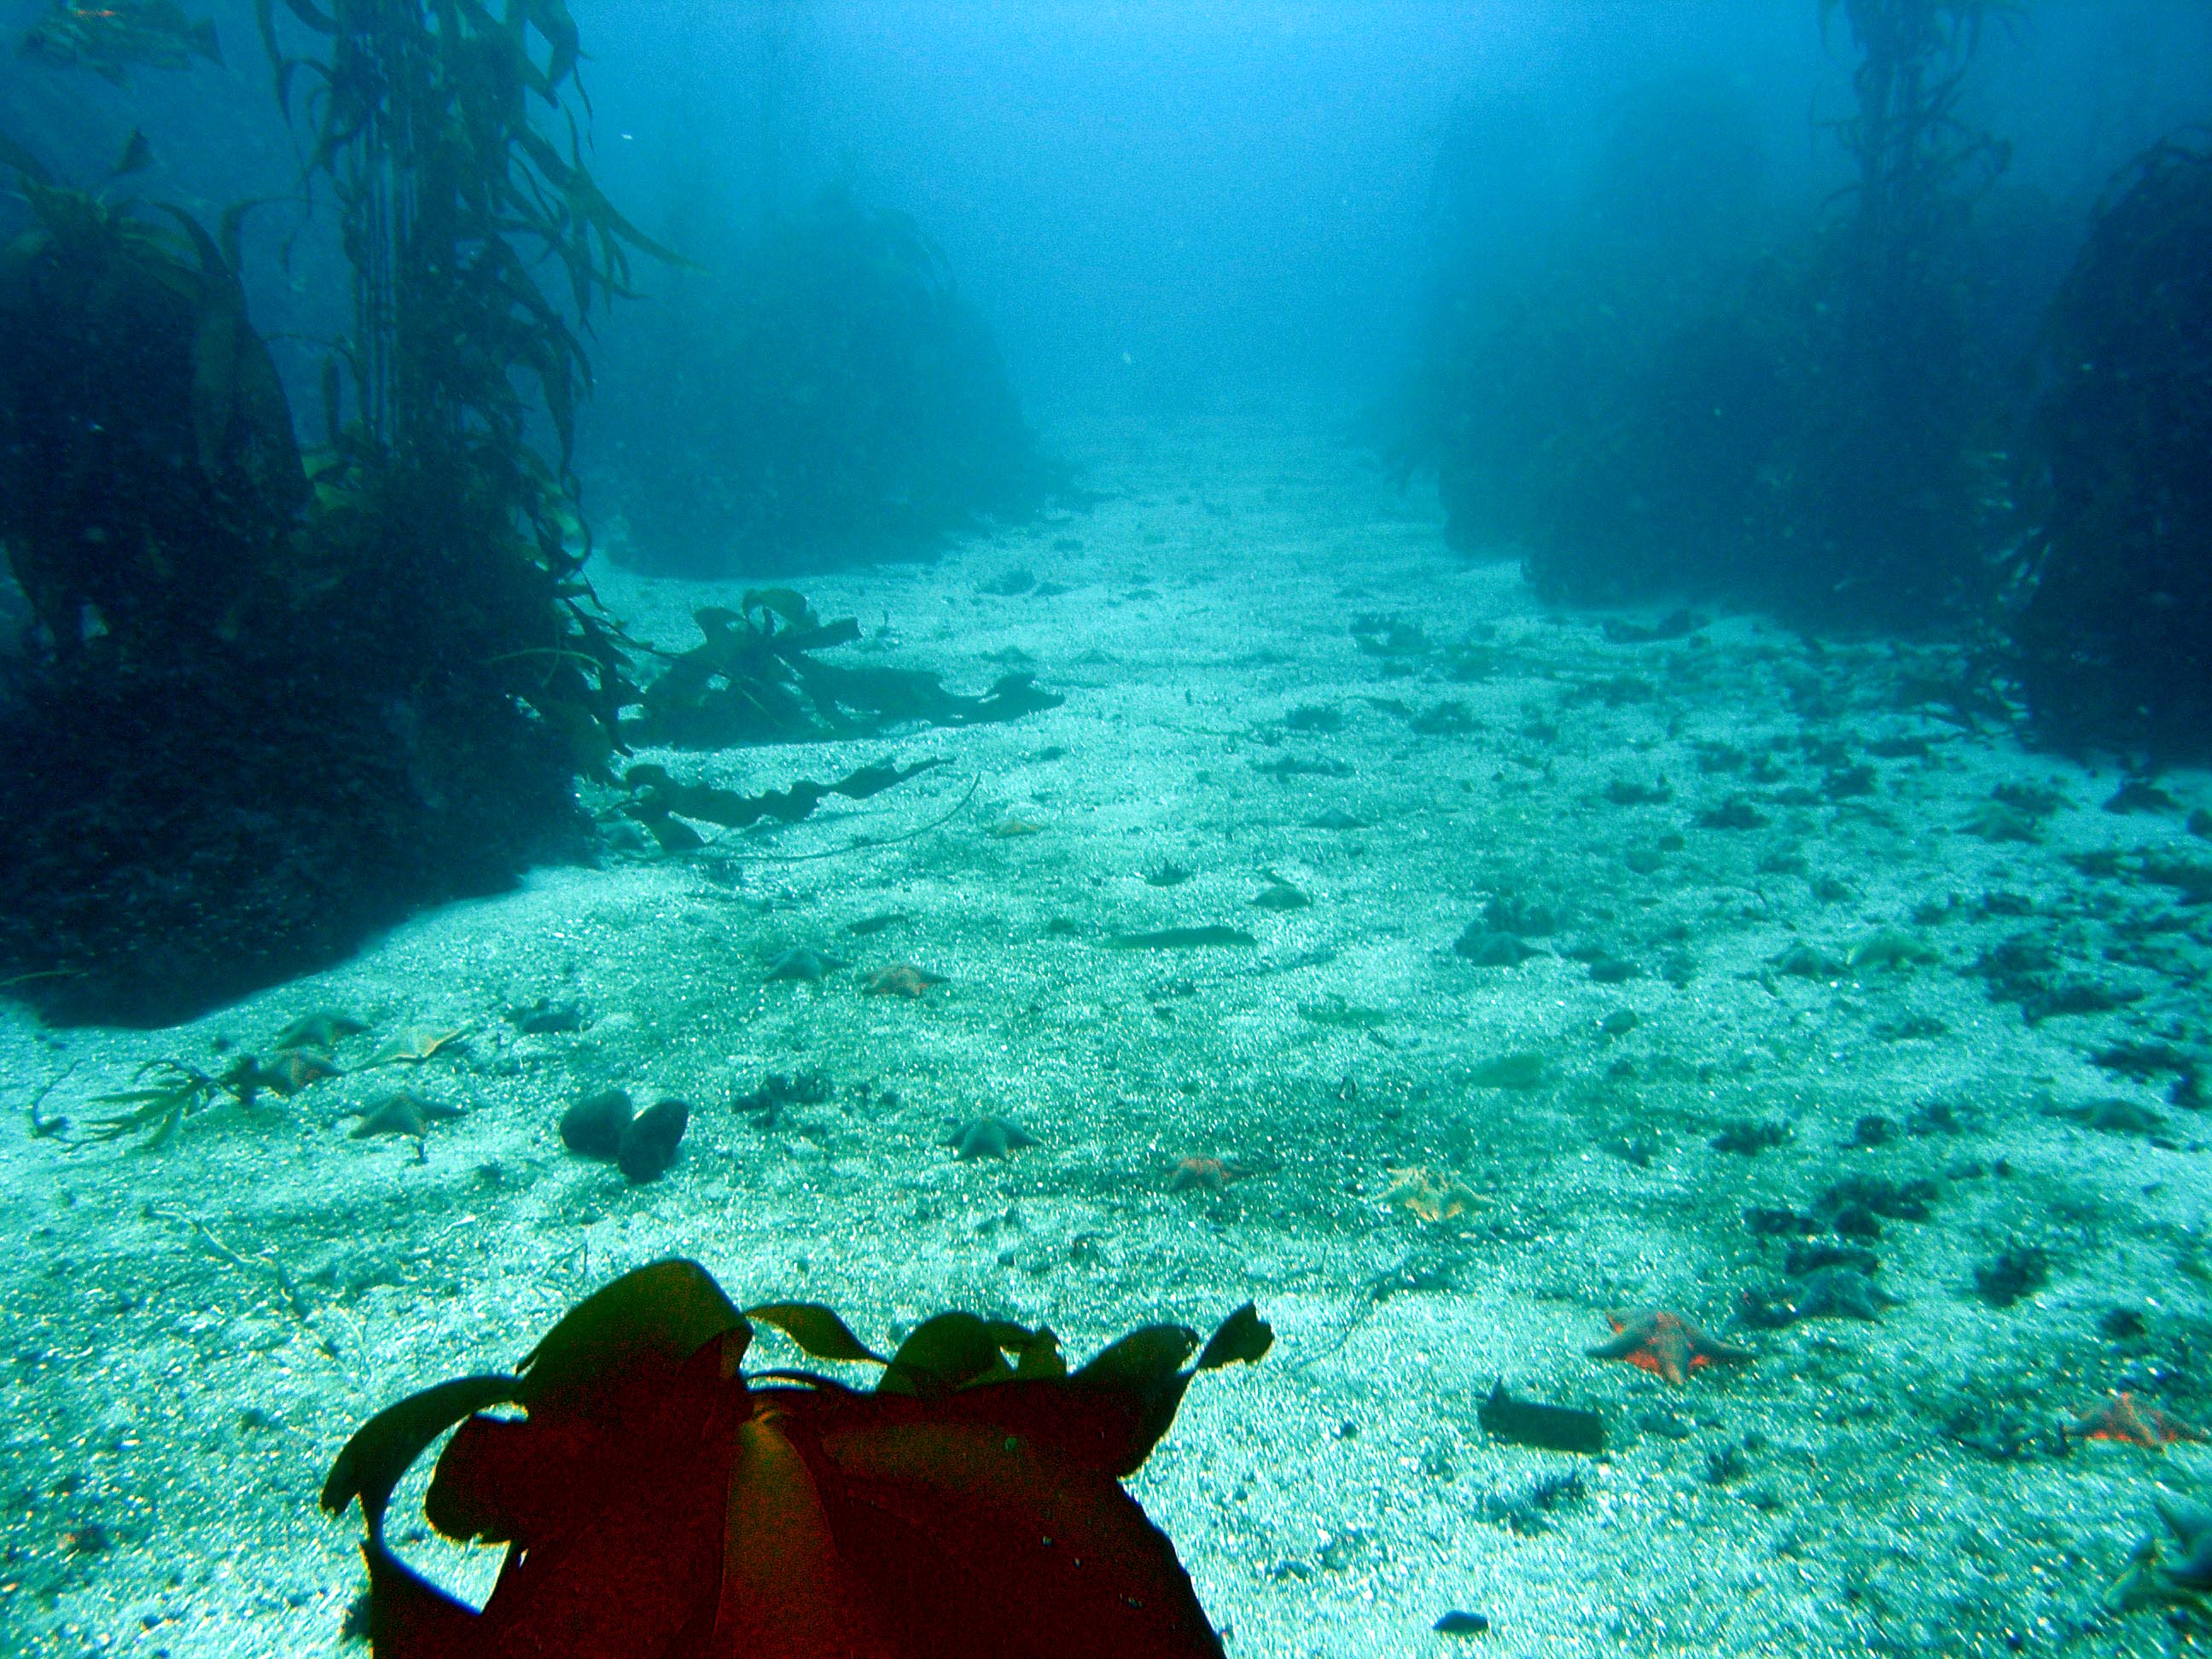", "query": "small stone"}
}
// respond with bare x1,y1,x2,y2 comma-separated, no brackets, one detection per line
1453,927,1530,966
1847,1115,1895,1150
561,1088,632,1159
617,1099,689,1183
509,998,586,1034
